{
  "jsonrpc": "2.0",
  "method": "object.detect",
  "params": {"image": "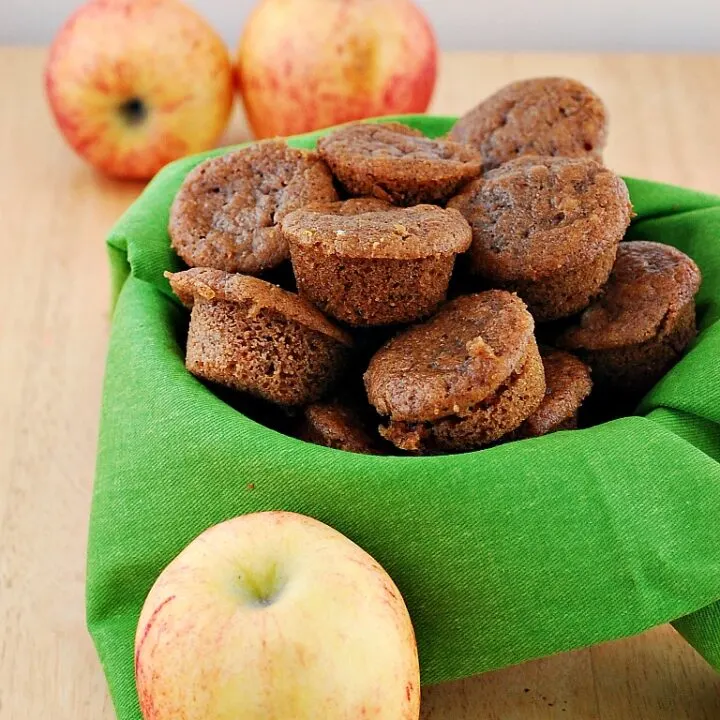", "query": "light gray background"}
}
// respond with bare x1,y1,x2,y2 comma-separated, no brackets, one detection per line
2,0,720,51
